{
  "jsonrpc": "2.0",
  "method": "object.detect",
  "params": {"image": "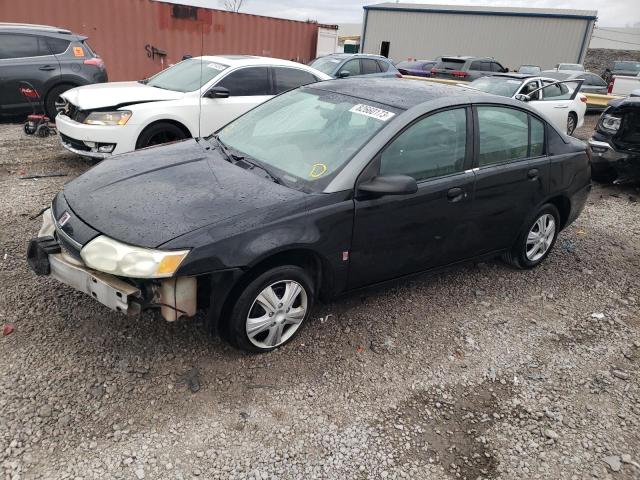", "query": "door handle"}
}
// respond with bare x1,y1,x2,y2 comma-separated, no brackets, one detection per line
446,187,465,202
553,105,568,109
39,65,56,71
527,168,539,180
